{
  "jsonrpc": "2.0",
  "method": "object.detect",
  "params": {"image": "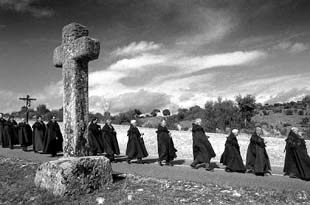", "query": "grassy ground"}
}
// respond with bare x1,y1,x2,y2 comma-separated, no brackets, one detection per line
1,156,310,204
